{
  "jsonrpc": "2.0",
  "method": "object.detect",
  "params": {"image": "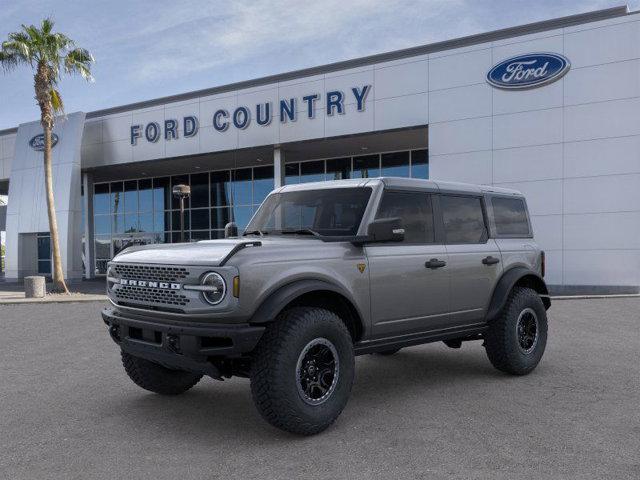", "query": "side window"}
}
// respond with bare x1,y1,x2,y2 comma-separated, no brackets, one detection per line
440,195,487,244
491,197,531,237
376,191,435,244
